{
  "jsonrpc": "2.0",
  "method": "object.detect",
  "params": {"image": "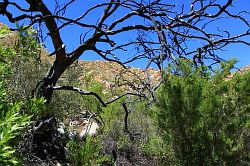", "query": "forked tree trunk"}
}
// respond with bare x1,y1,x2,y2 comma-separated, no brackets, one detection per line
37,60,70,103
